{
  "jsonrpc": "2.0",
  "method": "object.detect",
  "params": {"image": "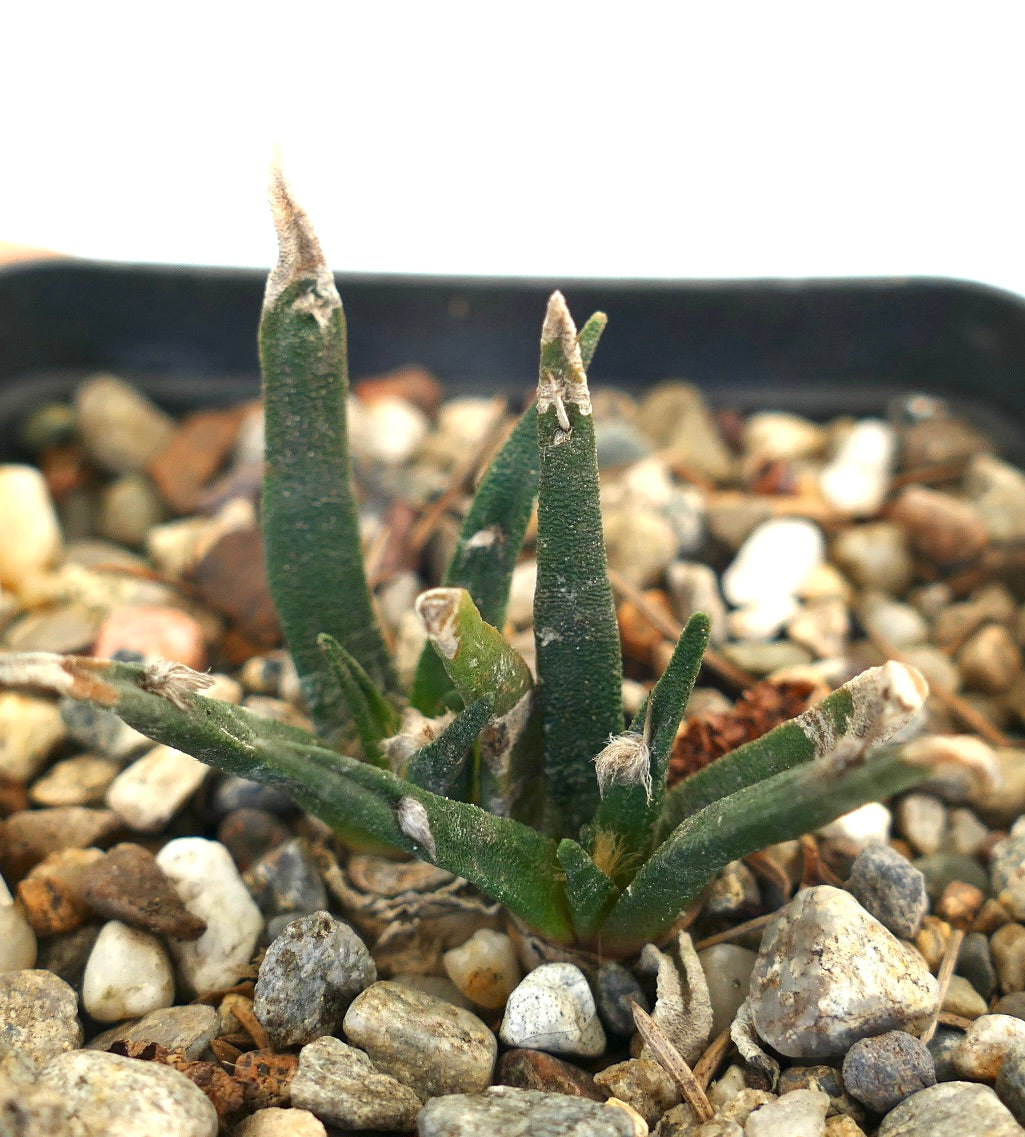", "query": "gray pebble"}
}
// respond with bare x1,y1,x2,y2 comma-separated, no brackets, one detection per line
344,980,497,1098
747,886,937,1059
75,373,176,474
0,969,82,1063
842,1030,936,1114
996,1043,1025,1125
926,1025,965,1082
87,1003,221,1060
596,960,648,1036
958,931,998,1001
254,910,376,1049
996,993,1025,1022
877,1081,1023,1136
500,962,607,1058
60,697,149,759
991,923,1025,995
36,924,100,990
243,838,328,918
913,852,990,903
953,1014,1025,1082
596,422,652,468
418,1086,638,1137
848,843,929,938
290,1035,422,1133
37,1048,217,1137
593,1057,680,1125
991,832,1025,920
